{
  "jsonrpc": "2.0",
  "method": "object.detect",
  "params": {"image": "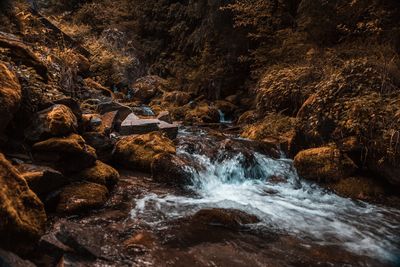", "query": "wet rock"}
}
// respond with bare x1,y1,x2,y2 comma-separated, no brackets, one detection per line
56,182,109,214
33,134,97,173
113,132,176,171
0,153,46,245
294,146,357,182
0,62,21,133
39,232,74,259
185,102,220,124
81,132,114,162
131,75,167,103
17,163,66,196
56,221,106,259
119,114,158,135
77,161,119,188
0,248,36,267
96,102,131,130
123,231,156,250
25,104,78,142
152,153,194,186
191,208,260,229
